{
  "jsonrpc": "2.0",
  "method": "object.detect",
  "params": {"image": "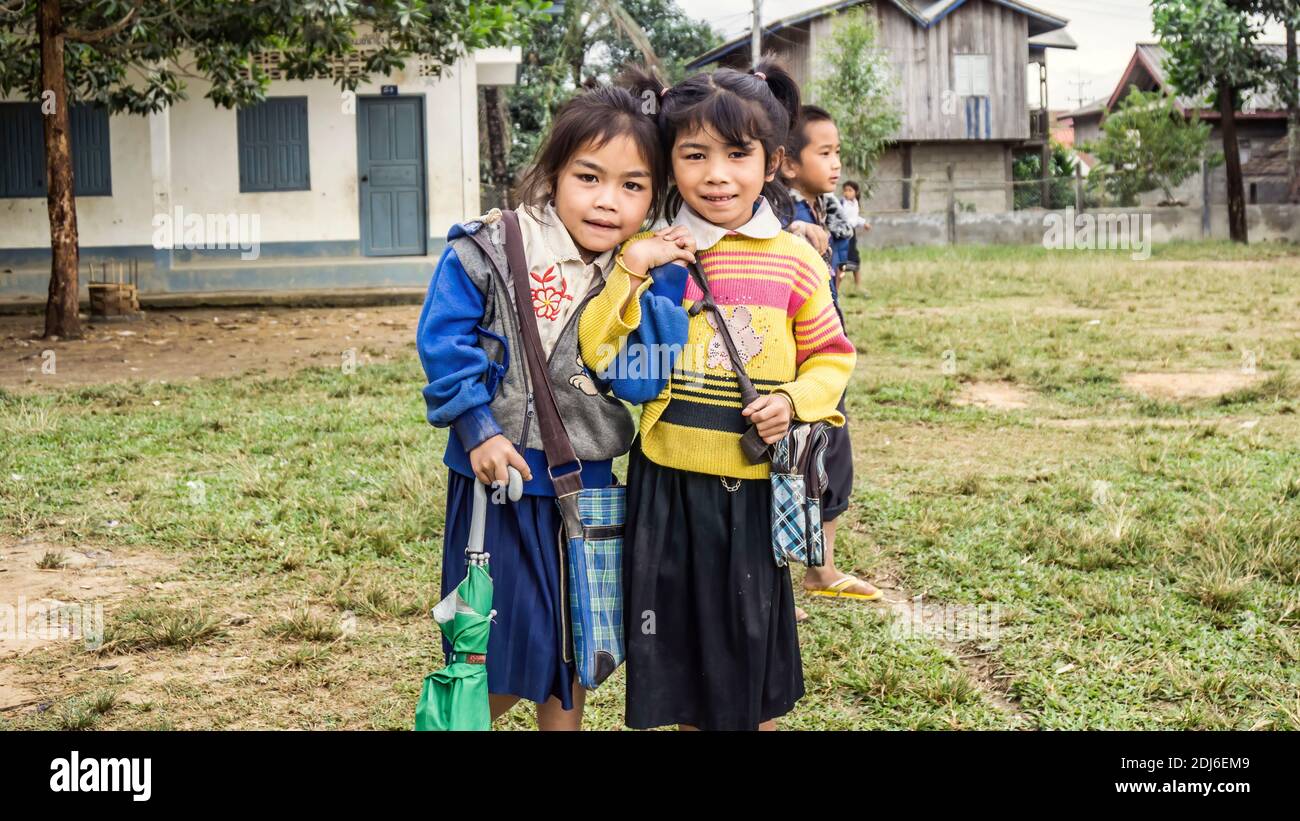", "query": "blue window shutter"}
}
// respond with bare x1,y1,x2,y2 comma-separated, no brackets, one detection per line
0,103,47,198
70,104,112,195
0,102,112,198
237,97,310,192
